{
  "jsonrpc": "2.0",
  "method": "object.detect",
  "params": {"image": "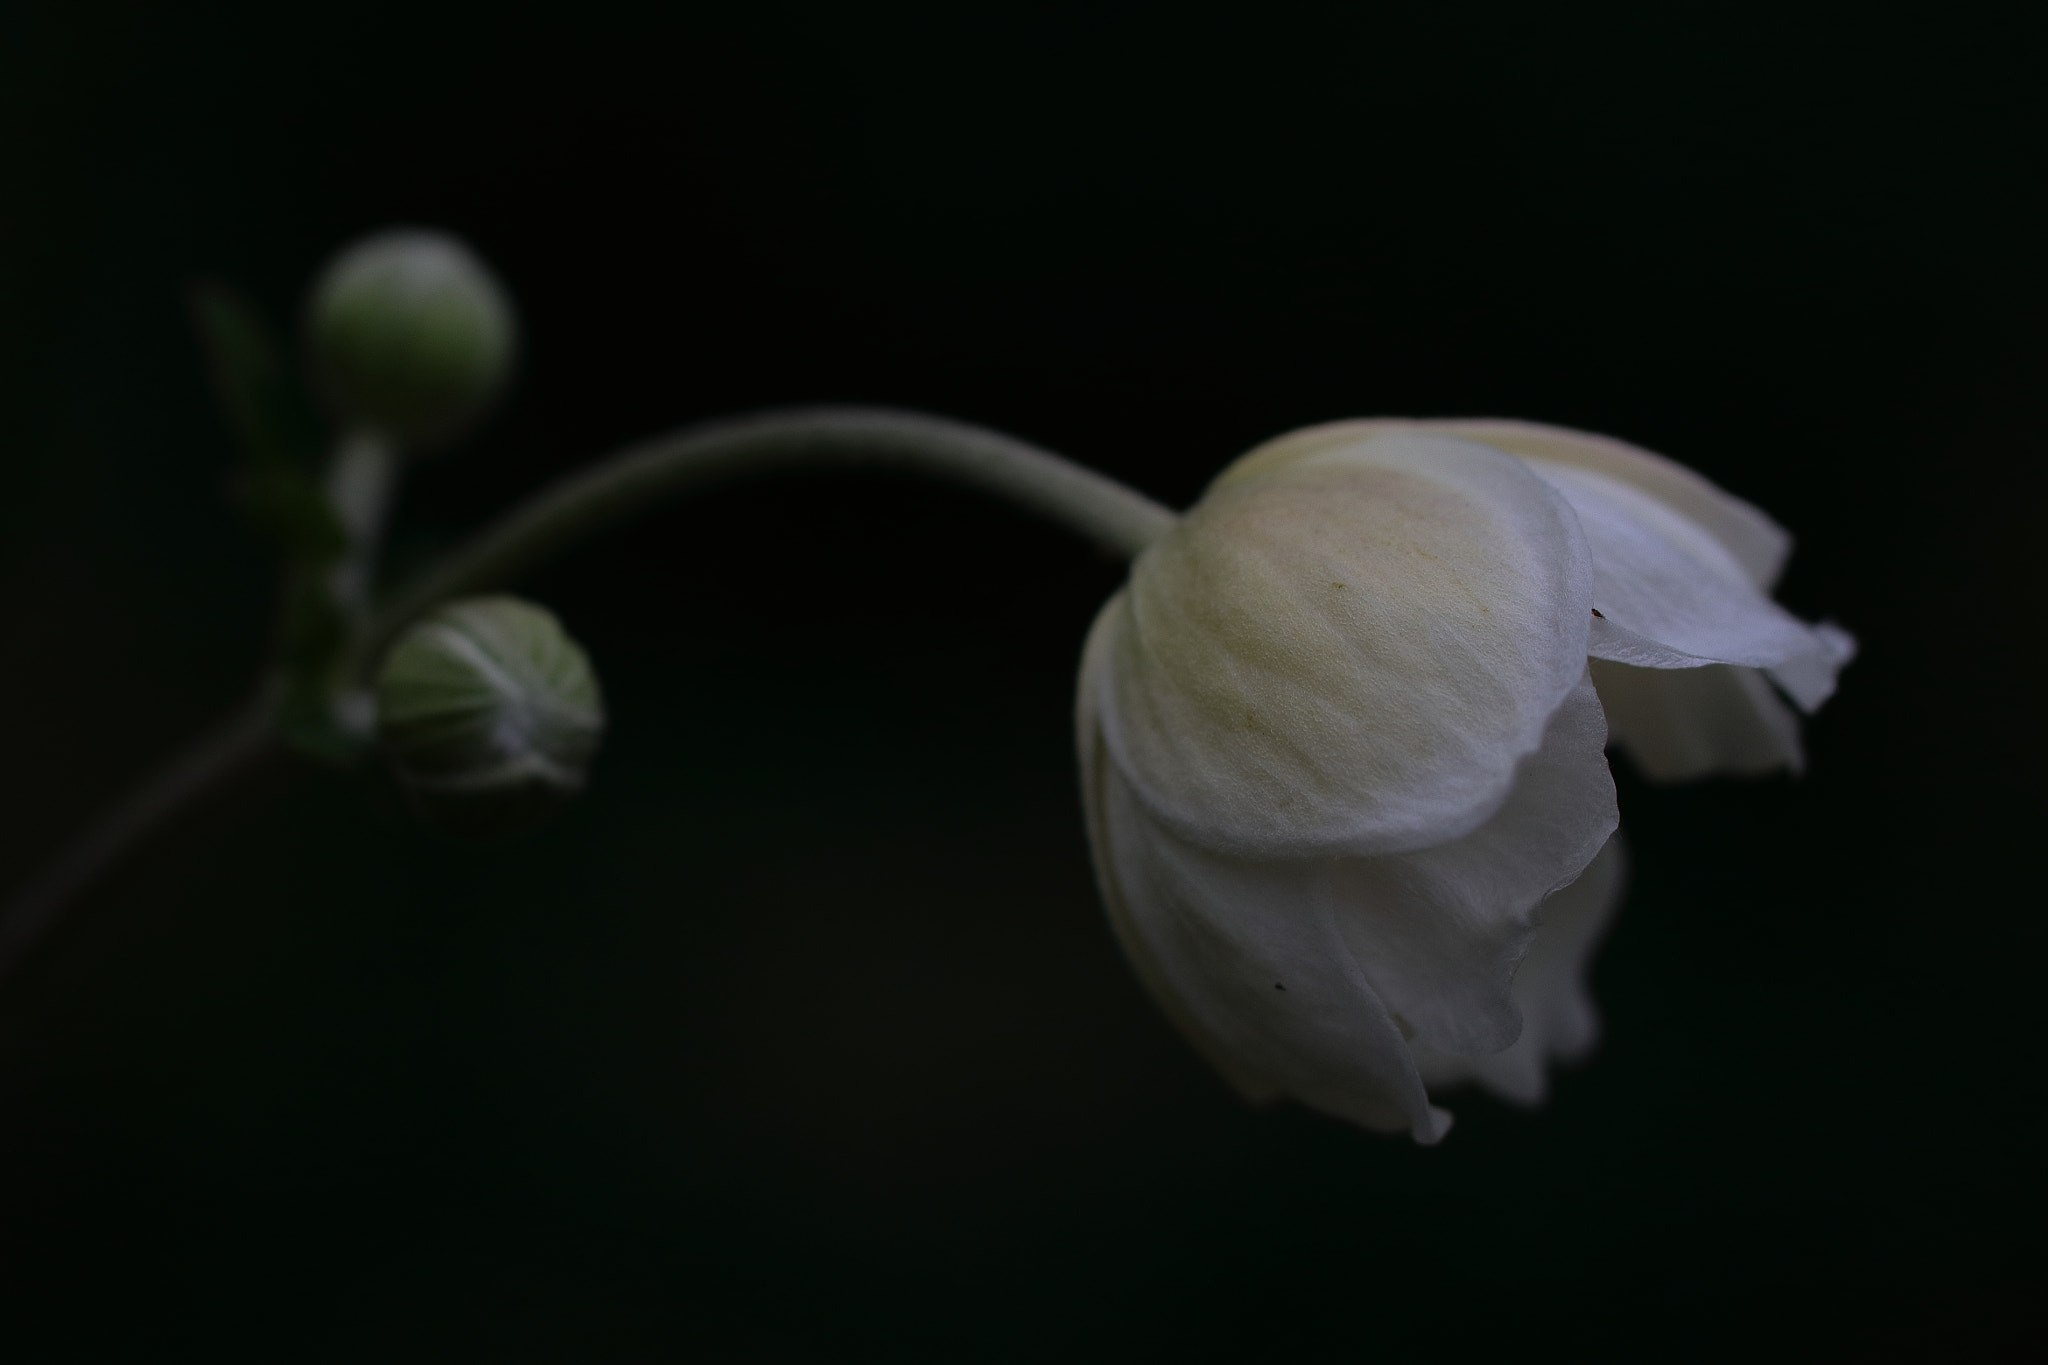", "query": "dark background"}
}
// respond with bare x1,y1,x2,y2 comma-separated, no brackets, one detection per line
1,2,2040,1360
